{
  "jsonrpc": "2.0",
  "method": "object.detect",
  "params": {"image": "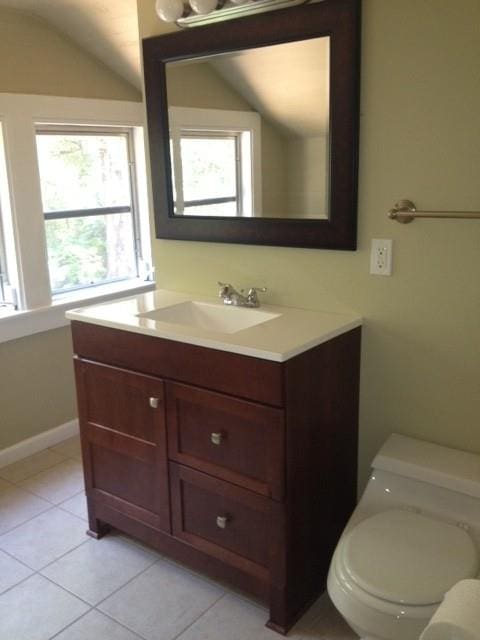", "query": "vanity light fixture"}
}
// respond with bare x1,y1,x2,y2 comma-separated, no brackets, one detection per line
155,0,309,27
